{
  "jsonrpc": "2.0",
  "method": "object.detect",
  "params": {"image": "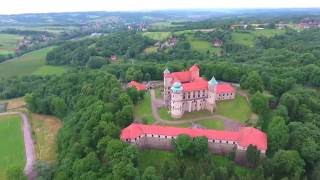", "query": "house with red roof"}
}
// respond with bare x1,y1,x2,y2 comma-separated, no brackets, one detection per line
163,64,236,118
128,80,147,91
120,123,267,159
